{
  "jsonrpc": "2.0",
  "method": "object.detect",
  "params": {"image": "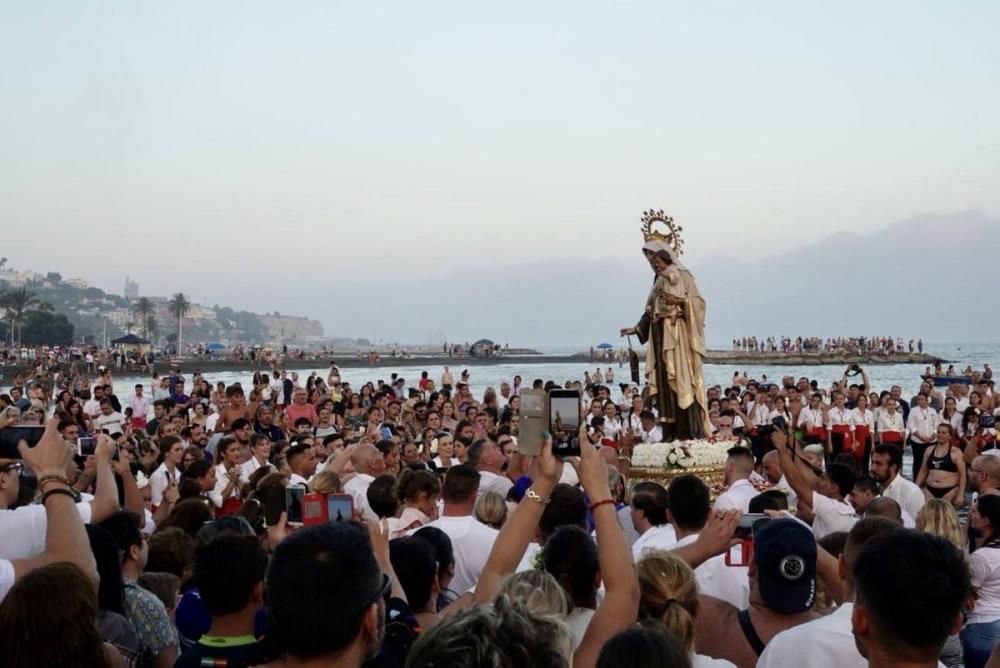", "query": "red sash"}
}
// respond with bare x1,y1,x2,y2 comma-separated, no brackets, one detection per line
808,427,827,439
215,496,243,518
881,431,904,444
831,423,853,452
